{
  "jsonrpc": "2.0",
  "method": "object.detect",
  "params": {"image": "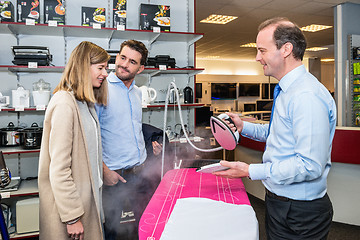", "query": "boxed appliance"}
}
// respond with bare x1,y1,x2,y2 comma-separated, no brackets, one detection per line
17,0,40,23
0,1,15,22
44,0,65,25
16,197,39,234
81,6,106,27
113,0,126,28
139,4,170,32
